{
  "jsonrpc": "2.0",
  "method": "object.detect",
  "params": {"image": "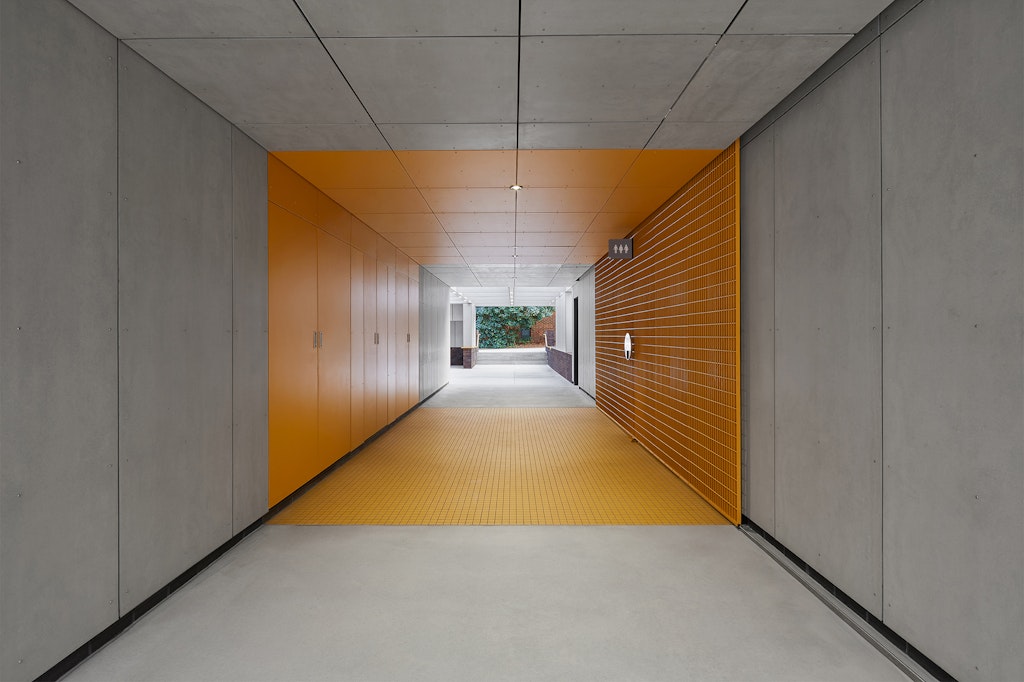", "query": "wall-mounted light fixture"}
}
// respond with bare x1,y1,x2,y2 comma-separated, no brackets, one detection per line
624,332,633,360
